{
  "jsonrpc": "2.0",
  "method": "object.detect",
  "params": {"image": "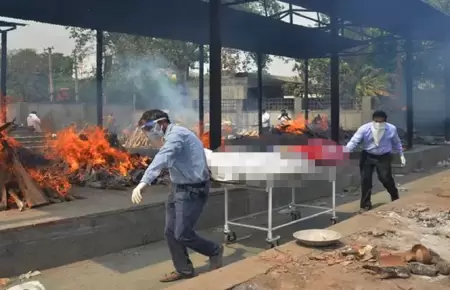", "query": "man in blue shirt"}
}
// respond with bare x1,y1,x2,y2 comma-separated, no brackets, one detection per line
131,109,223,282
346,110,406,213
